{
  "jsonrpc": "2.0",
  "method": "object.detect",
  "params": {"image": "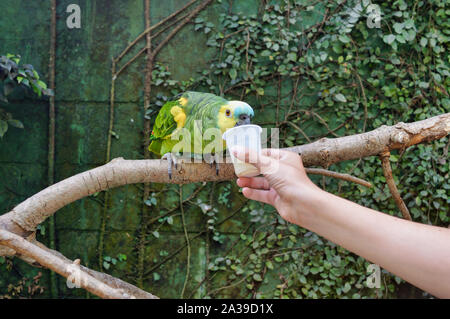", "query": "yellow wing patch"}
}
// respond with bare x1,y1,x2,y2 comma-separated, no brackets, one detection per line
170,106,186,130
163,106,186,139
